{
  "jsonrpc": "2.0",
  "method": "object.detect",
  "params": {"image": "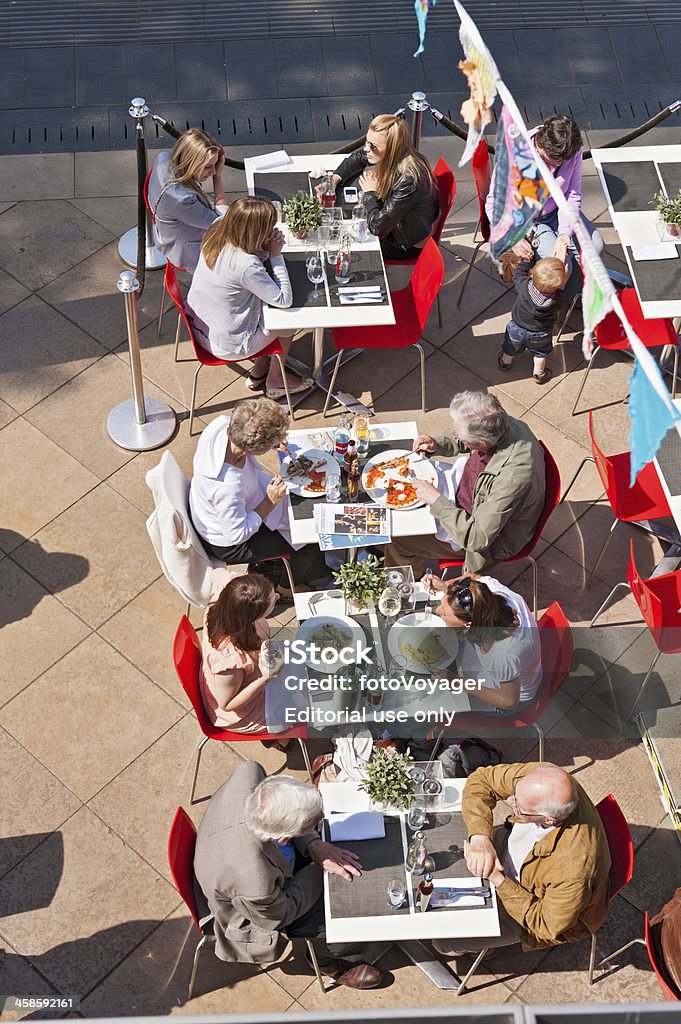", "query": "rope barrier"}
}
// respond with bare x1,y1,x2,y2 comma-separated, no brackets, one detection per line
135,128,147,299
